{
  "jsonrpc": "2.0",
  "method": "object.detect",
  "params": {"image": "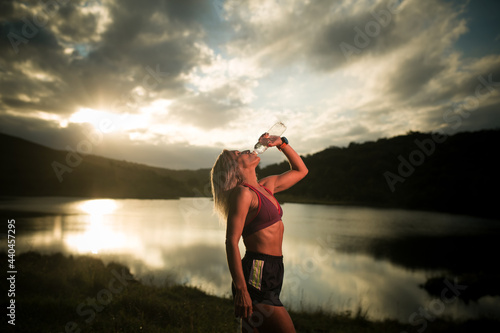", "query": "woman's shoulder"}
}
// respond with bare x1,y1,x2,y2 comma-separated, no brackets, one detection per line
258,176,278,192
232,184,253,197
228,185,256,207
